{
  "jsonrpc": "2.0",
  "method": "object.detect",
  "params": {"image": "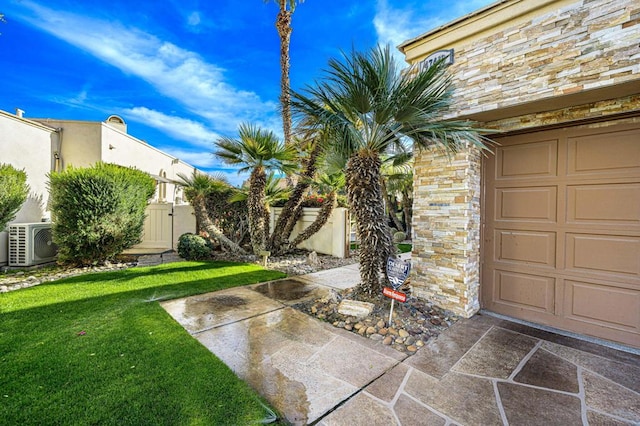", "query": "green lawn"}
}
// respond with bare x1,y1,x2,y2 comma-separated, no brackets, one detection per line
0,261,286,425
